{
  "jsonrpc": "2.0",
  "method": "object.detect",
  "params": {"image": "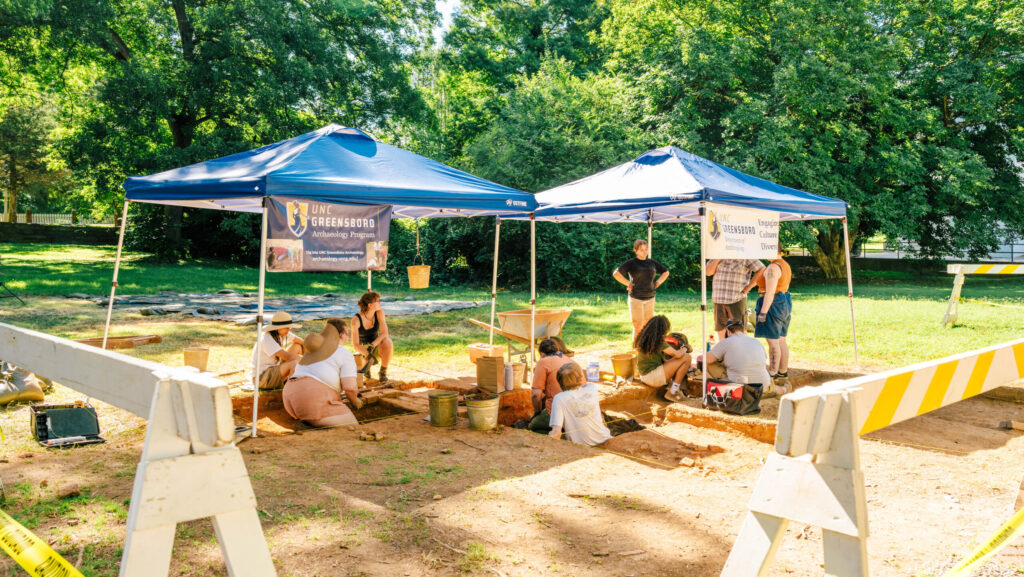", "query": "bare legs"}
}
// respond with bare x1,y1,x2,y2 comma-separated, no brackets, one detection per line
767,337,789,375
662,354,692,386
